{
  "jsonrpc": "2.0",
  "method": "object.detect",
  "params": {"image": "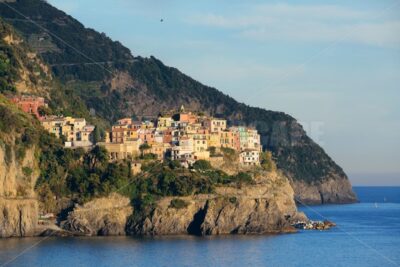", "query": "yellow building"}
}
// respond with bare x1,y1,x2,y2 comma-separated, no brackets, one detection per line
150,142,171,160
108,127,139,143
41,116,65,138
98,139,142,161
193,134,208,153
207,132,221,148
157,116,173,129
41,116,94,147
193,151,210,160
131,161,142,175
